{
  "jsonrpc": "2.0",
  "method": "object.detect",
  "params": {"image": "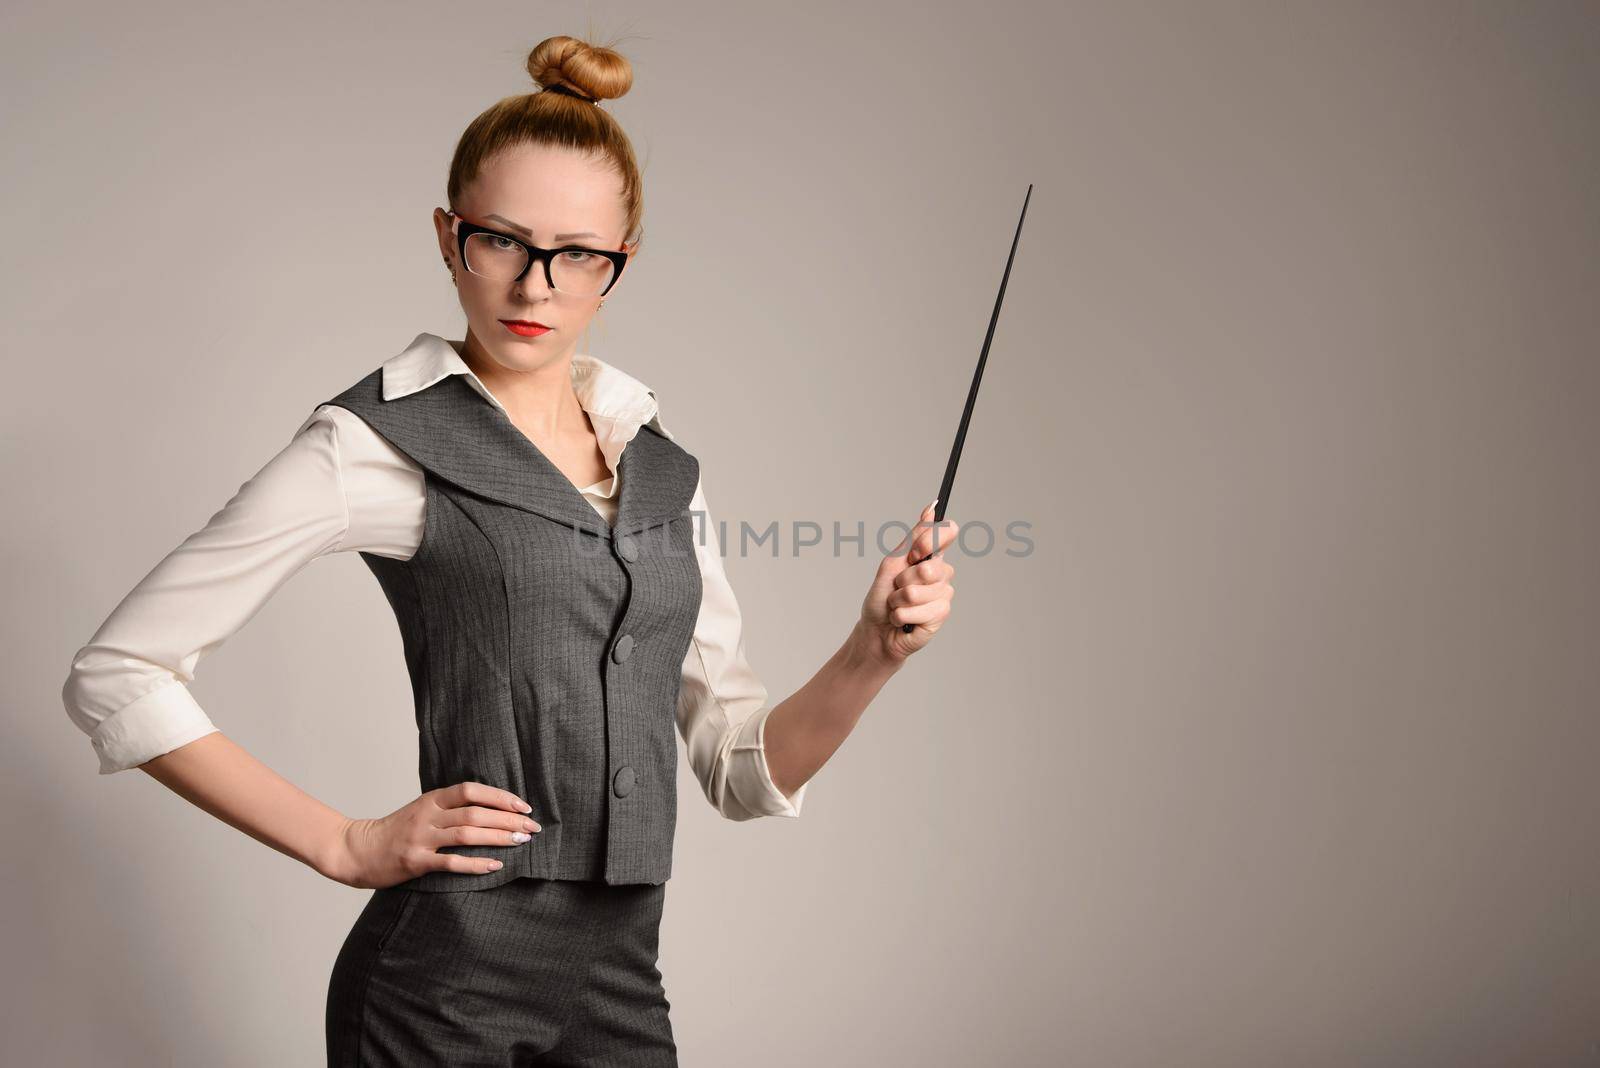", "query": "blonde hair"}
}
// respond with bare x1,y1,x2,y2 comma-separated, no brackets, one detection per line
446,34,645,251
